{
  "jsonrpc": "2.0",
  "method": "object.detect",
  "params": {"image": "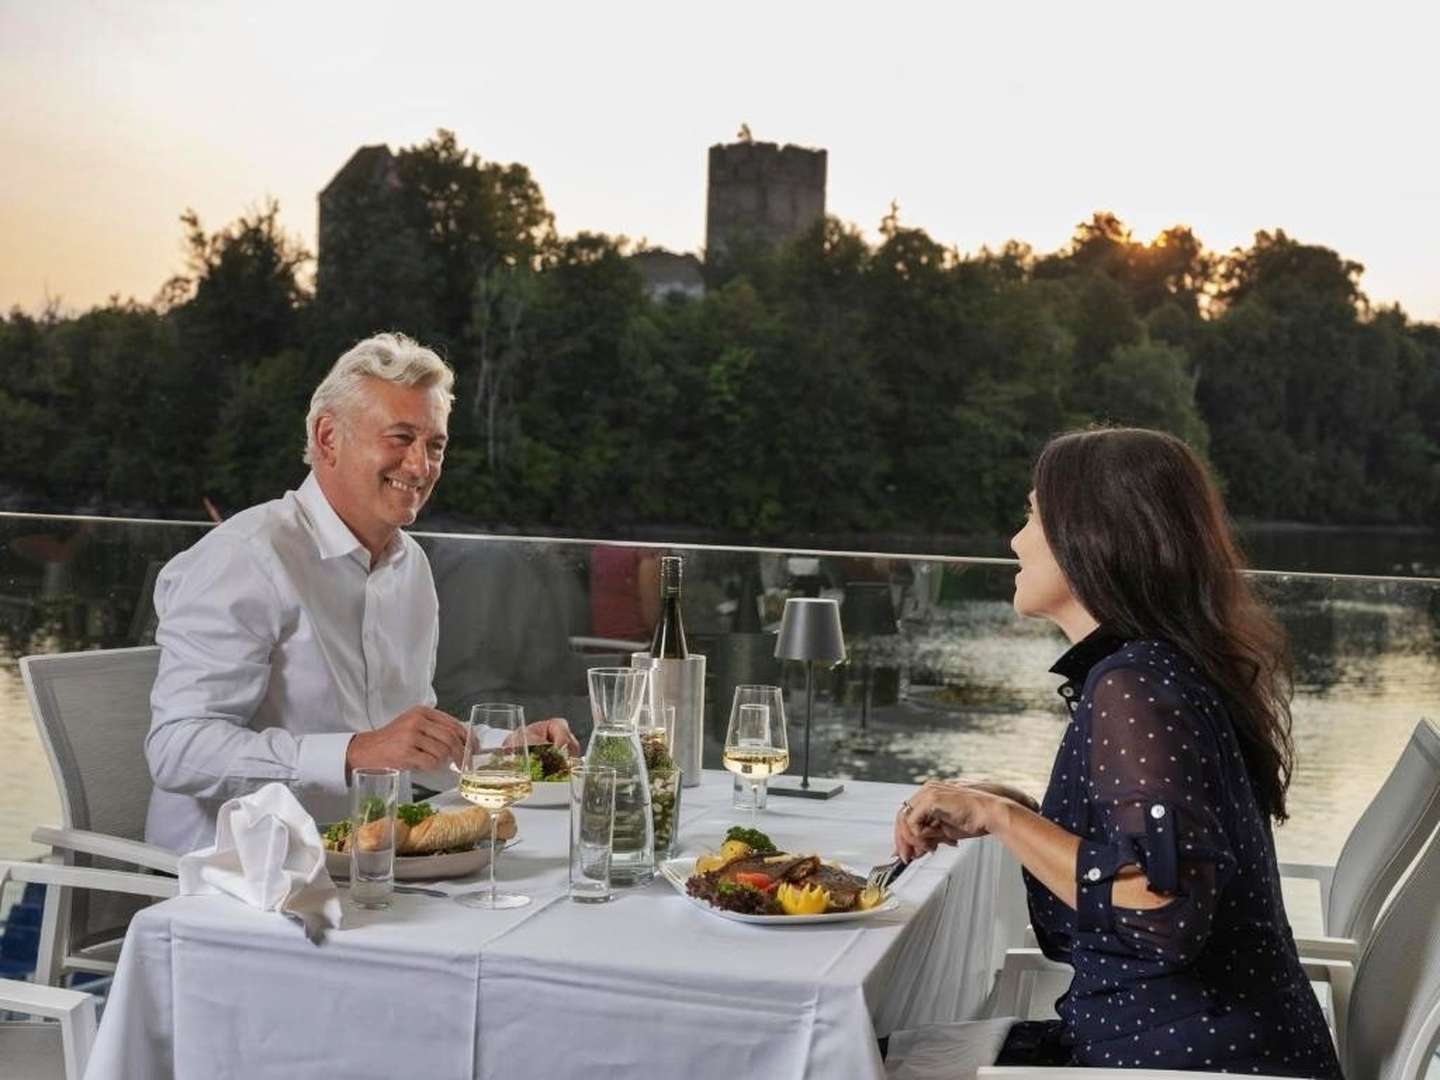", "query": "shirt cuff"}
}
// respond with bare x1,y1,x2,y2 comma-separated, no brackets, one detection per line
295,731,355,796
474,724,511,750
1075,839,1131,934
